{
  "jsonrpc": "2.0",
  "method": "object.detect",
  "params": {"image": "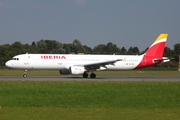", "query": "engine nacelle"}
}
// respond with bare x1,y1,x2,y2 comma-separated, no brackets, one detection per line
59,69,70,75
59,66,85,75
70,66,85,75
